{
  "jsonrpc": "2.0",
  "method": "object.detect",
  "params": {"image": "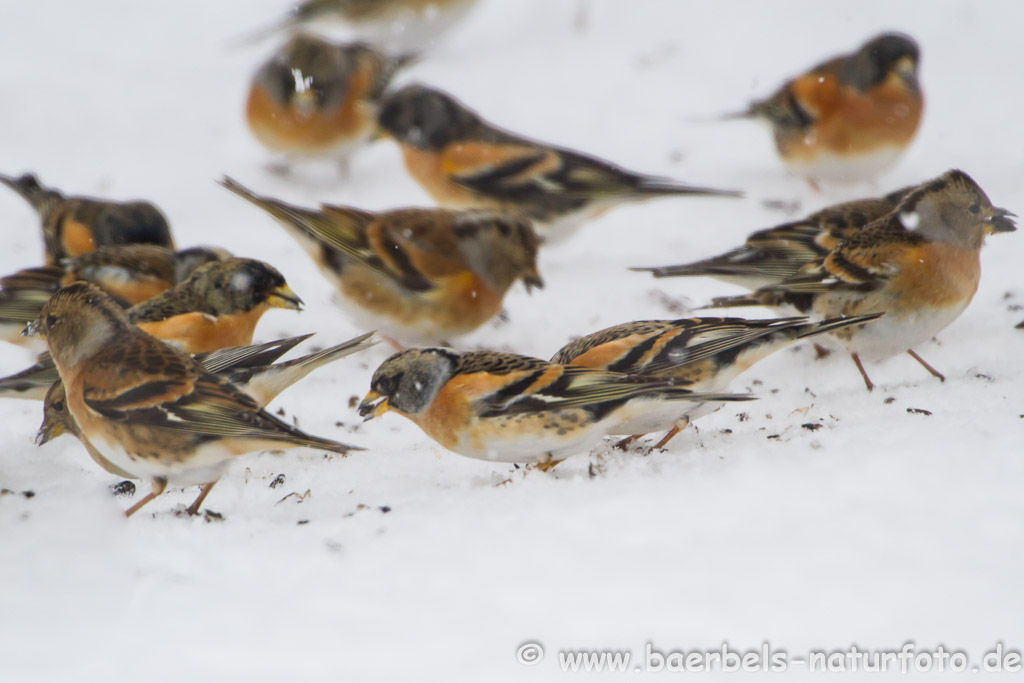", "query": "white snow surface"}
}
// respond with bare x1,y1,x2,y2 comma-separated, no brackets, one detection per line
2,1,1023,680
